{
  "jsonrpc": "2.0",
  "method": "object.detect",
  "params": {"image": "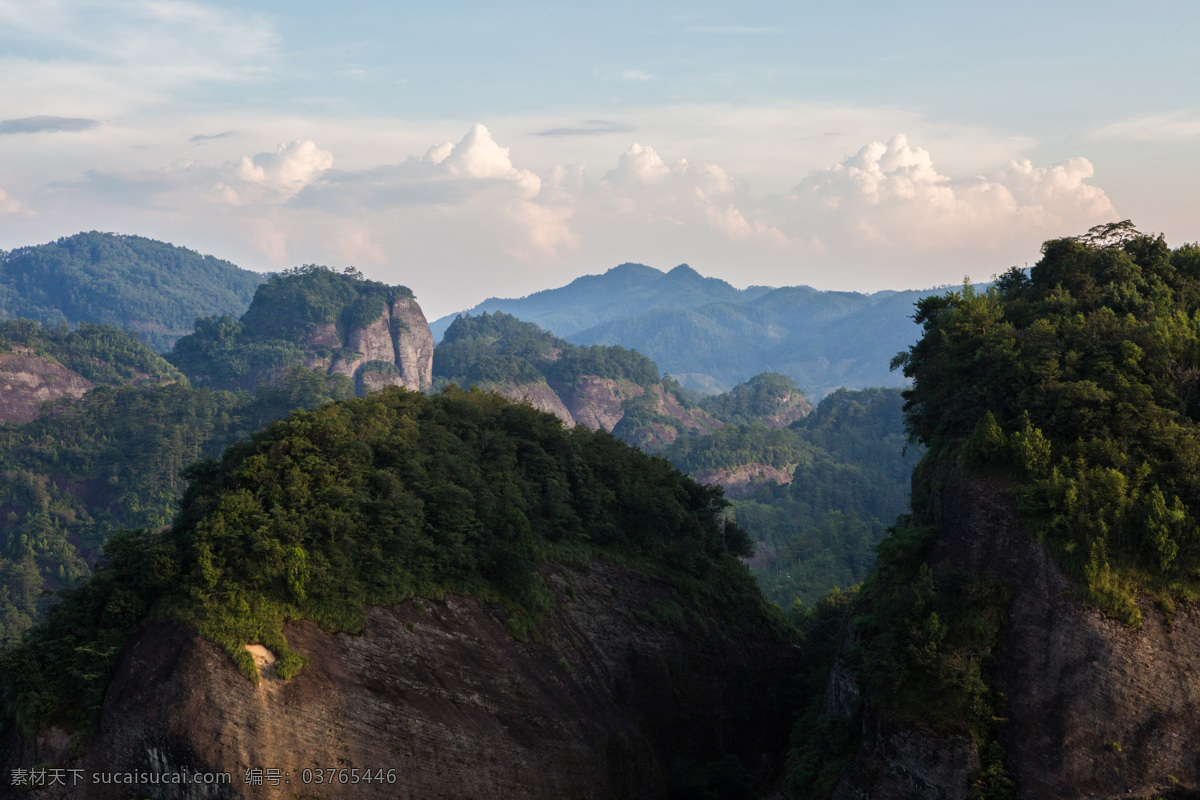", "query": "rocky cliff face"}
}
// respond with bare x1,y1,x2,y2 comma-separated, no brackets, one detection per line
0,349,94,422
692,463,793,500
5,561,799,800
829,472,1200,800
303,299,434,396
